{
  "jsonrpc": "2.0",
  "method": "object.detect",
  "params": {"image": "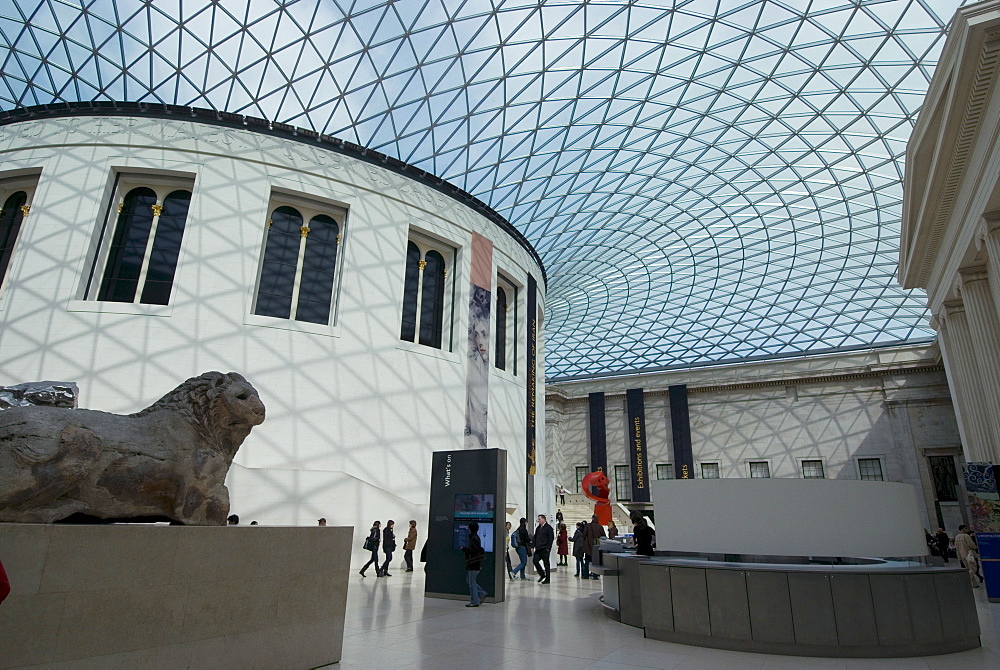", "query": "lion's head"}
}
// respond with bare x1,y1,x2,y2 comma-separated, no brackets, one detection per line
131,372,265,457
